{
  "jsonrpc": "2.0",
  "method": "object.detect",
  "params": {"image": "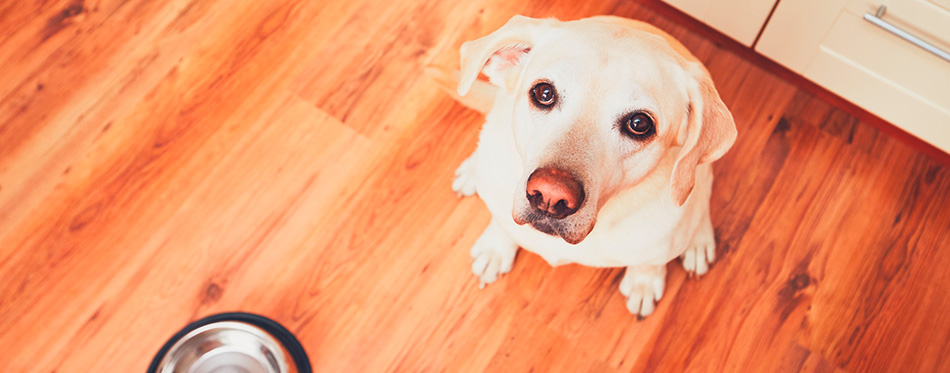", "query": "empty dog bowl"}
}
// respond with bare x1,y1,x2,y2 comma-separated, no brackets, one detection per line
148,312,311,373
